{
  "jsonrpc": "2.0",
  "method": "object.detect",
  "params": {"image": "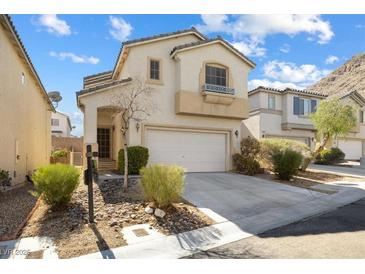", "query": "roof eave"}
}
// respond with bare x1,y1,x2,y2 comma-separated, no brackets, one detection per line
1,15,55,112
